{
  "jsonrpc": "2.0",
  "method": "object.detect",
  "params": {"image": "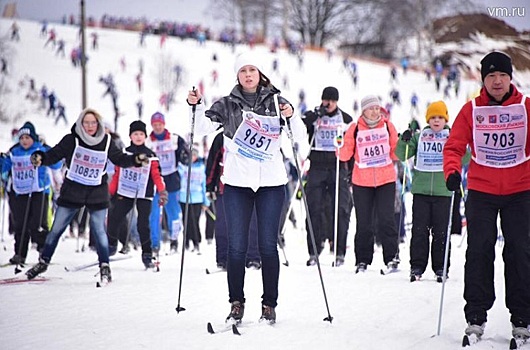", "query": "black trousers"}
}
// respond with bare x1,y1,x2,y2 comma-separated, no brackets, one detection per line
180,203,202,247
409,194,452,274
304,166,352,257
11,192,47,259
352,182,398,265
107,196,152,255
464,190,530,325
